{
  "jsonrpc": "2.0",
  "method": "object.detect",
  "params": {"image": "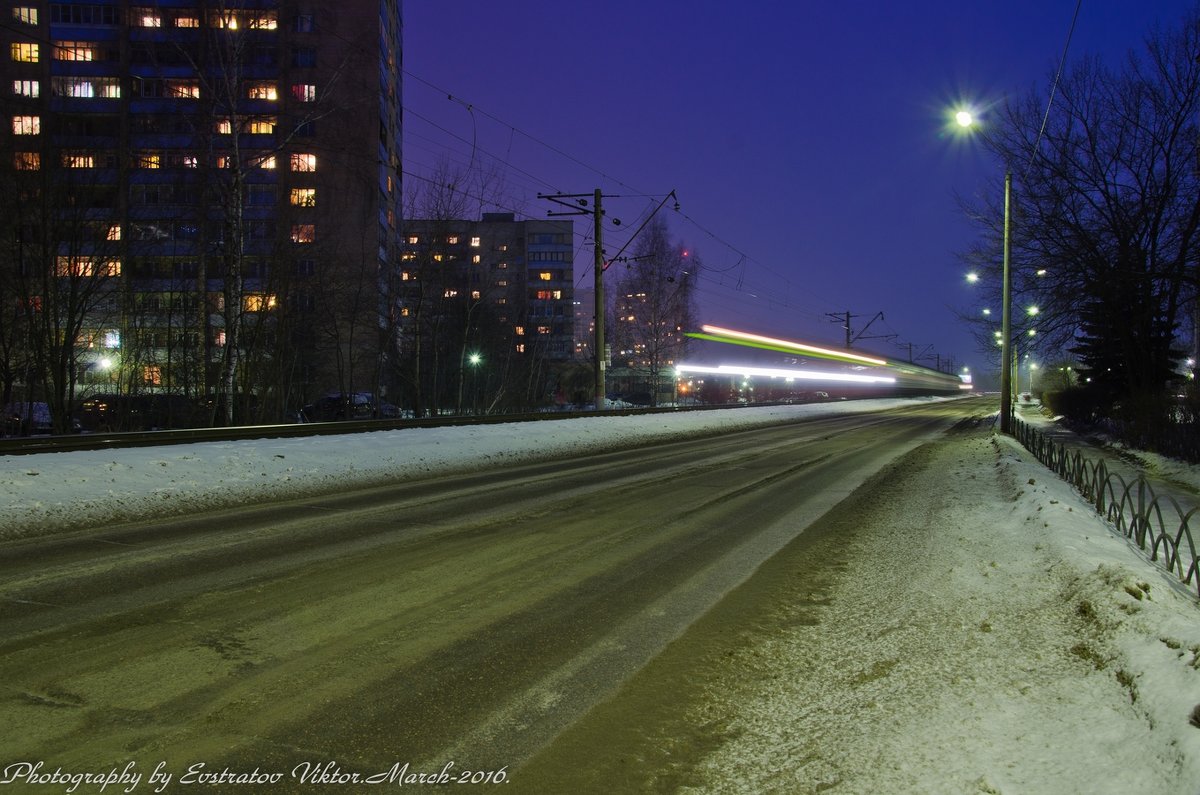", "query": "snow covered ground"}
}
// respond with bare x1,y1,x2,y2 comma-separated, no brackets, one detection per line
1,396,1198,792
